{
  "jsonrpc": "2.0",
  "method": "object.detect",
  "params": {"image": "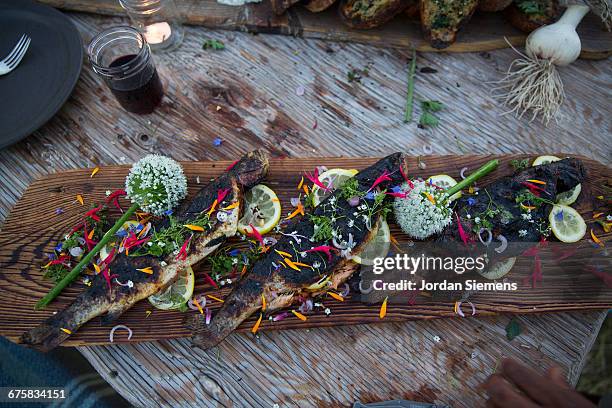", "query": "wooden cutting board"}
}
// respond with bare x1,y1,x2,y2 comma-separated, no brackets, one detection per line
0,155,610,346
41,0,612,59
